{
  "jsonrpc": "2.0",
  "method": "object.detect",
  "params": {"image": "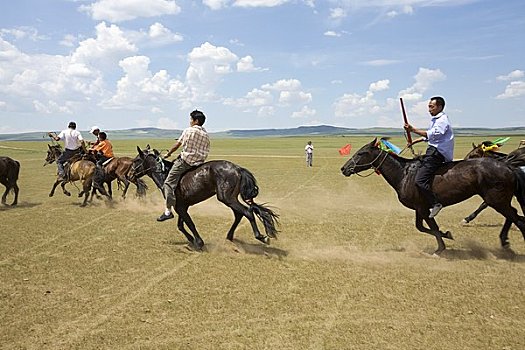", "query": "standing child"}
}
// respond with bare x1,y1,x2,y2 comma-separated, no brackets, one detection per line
305,141,314,167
